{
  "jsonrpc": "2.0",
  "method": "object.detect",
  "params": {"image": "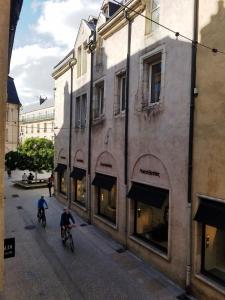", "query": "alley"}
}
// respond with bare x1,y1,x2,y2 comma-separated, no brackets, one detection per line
1,172,185,300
